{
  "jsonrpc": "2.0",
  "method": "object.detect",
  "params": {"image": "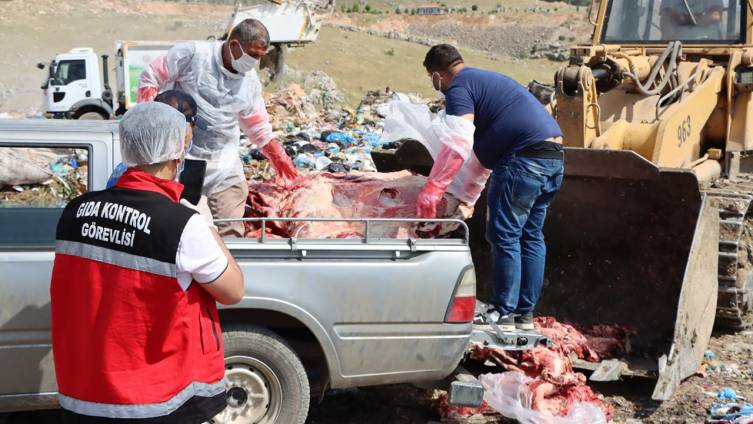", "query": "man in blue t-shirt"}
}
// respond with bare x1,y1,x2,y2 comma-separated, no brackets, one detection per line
417,44,564,332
